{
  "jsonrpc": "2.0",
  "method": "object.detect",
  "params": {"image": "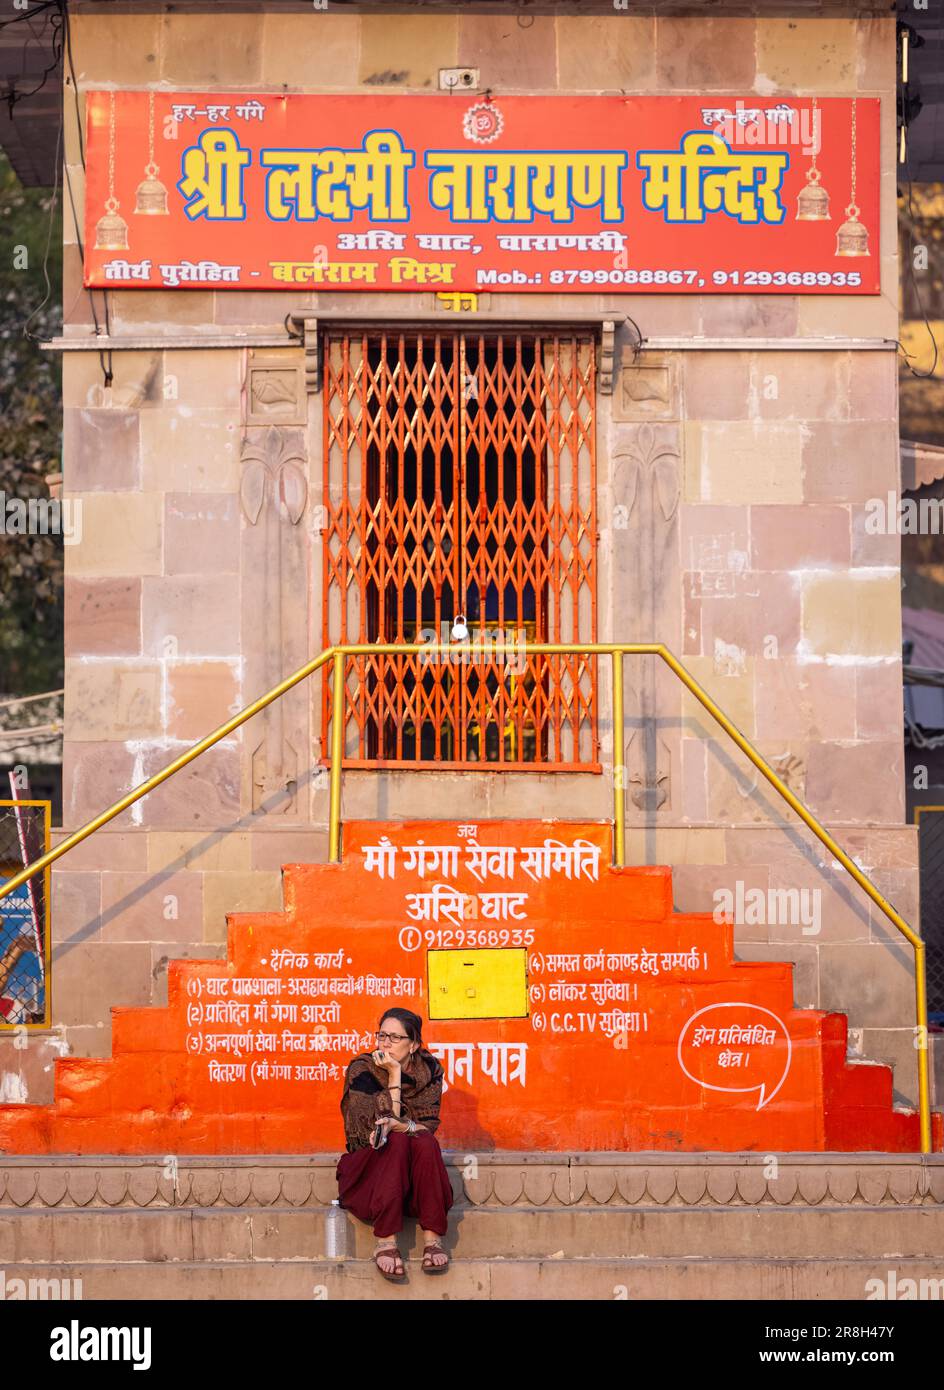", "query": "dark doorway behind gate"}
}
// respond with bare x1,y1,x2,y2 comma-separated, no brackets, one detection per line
322,328,599,769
